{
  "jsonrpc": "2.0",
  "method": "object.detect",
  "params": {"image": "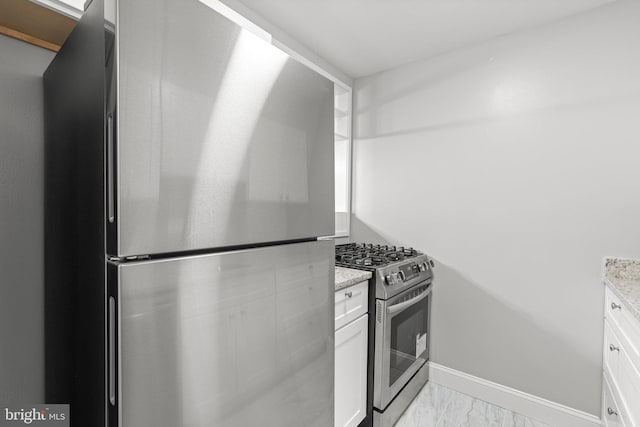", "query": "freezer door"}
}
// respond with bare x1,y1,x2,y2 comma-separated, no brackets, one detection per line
111,240,334,427
112,0,335,256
